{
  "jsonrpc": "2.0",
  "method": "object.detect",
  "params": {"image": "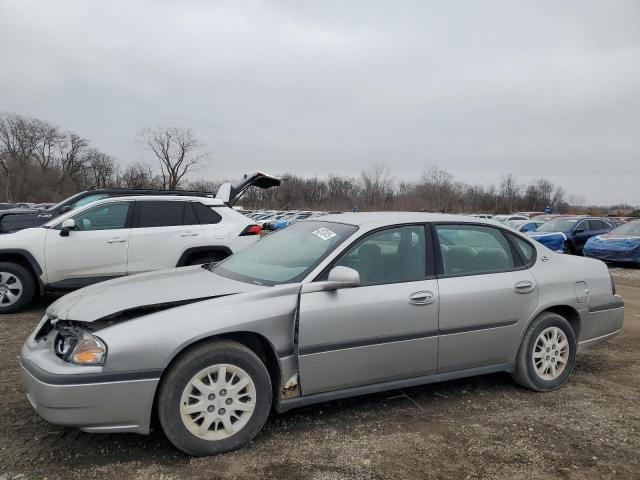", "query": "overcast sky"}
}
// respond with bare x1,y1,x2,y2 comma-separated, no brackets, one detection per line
1,0,638,205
